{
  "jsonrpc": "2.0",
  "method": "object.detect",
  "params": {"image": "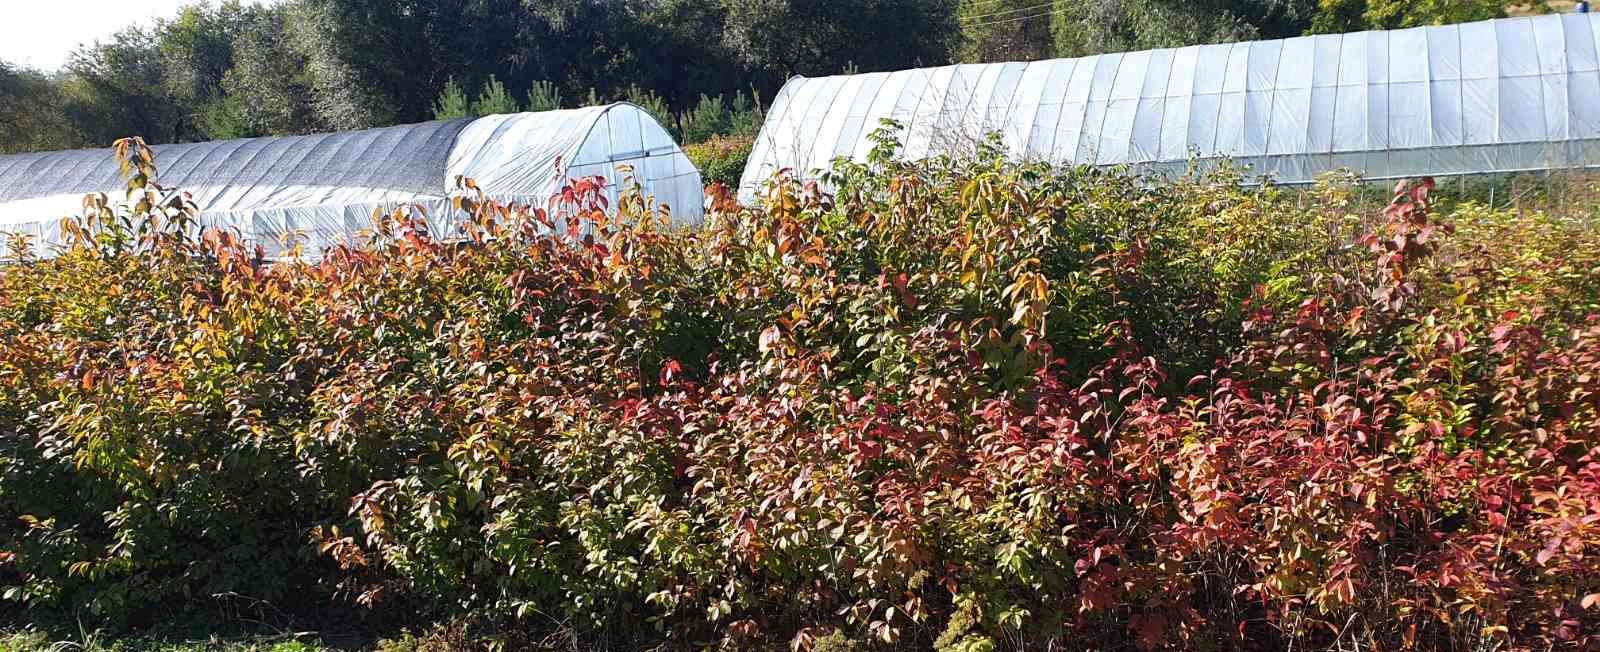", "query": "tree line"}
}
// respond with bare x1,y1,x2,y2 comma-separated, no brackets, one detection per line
0,0,1519,155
